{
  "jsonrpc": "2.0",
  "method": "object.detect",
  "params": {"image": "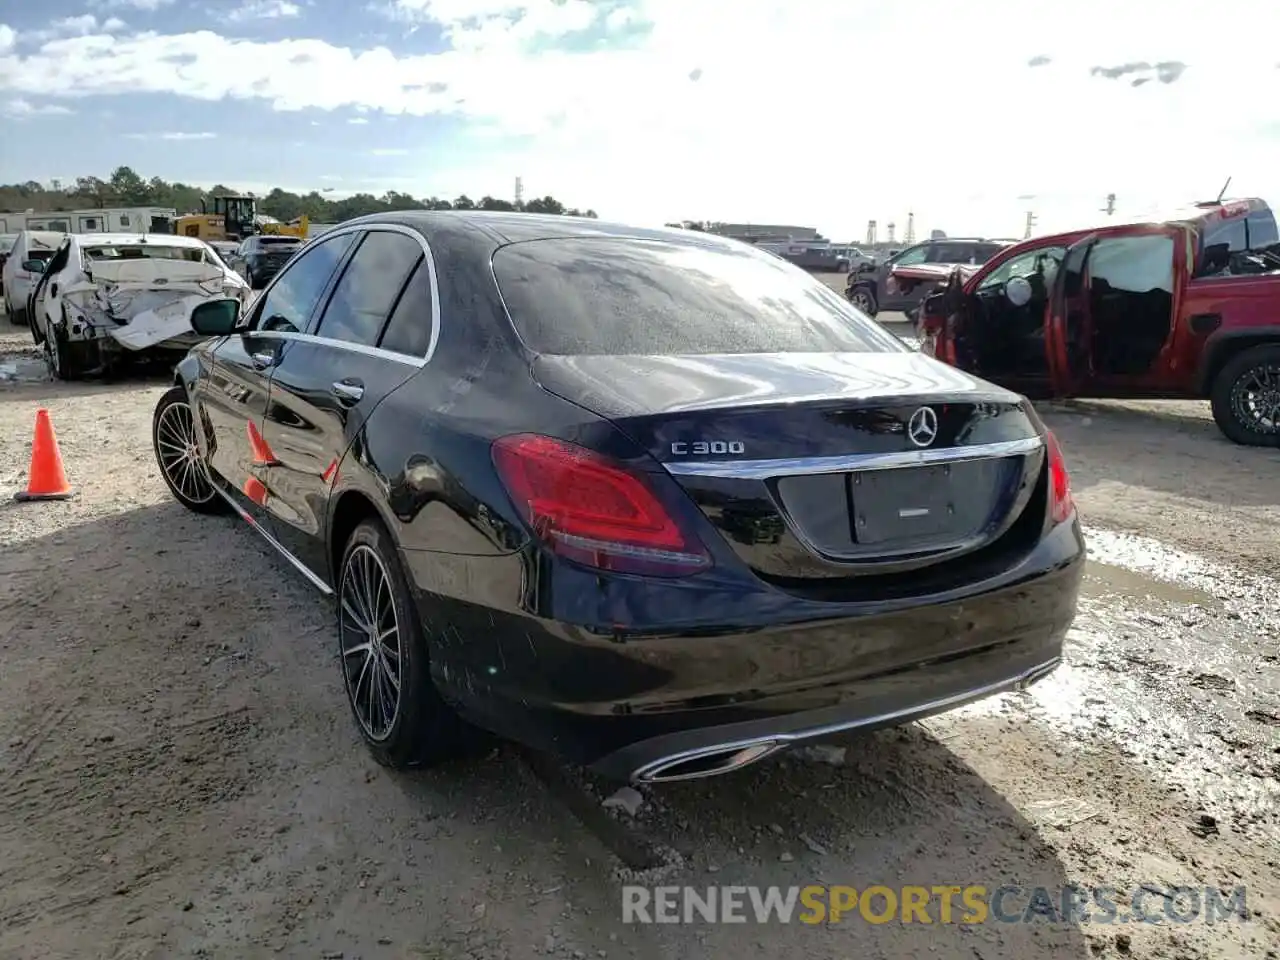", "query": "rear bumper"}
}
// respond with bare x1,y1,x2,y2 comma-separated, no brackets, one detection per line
422,518,1085,782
